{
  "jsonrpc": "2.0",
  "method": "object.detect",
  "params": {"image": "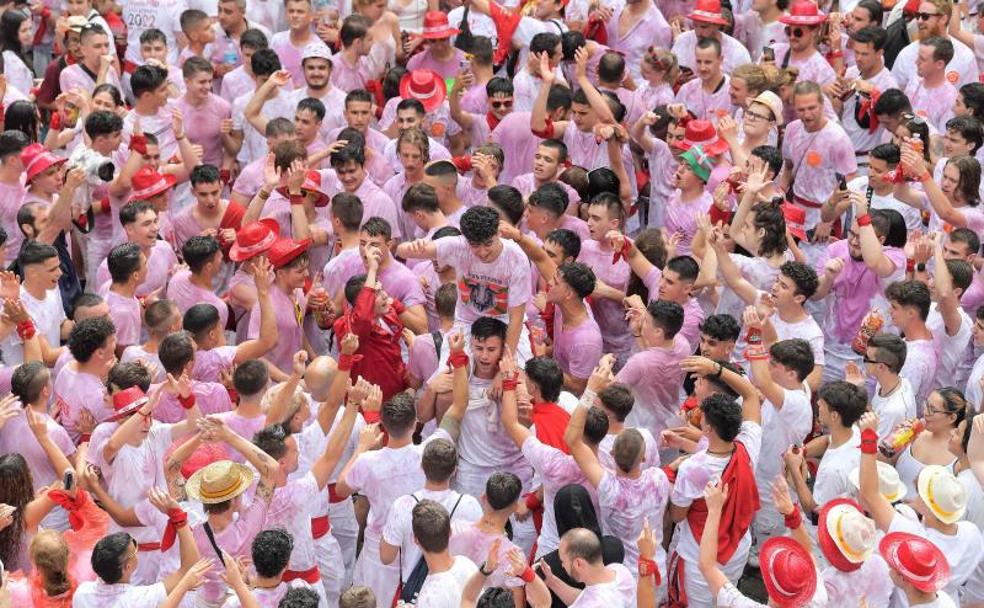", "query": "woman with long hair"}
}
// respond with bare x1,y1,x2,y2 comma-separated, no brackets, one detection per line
0,10,34,97
3,100,40,144
890,387,967,499
0,454,64,573
898,151,984,233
